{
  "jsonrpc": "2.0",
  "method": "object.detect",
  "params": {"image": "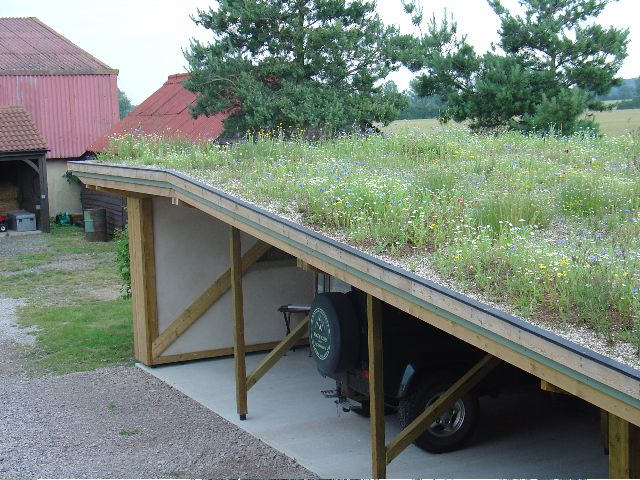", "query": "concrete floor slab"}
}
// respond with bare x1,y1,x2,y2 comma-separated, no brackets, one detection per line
139,349,607,478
